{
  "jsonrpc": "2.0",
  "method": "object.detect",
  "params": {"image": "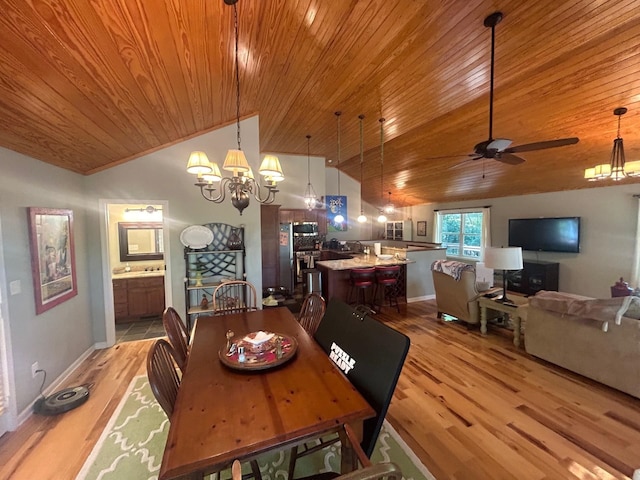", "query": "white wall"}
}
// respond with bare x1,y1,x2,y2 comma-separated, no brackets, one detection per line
400,184,640,298
268,152,326,209
0,149,93,414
